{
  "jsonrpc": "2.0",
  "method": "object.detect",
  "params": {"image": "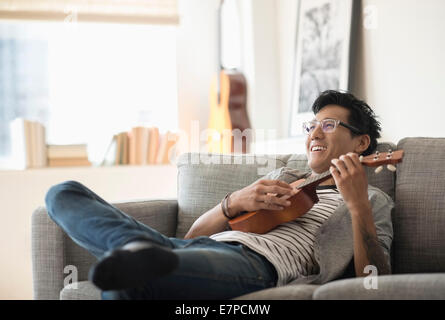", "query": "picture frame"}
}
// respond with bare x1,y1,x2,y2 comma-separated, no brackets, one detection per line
289,0,354,137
